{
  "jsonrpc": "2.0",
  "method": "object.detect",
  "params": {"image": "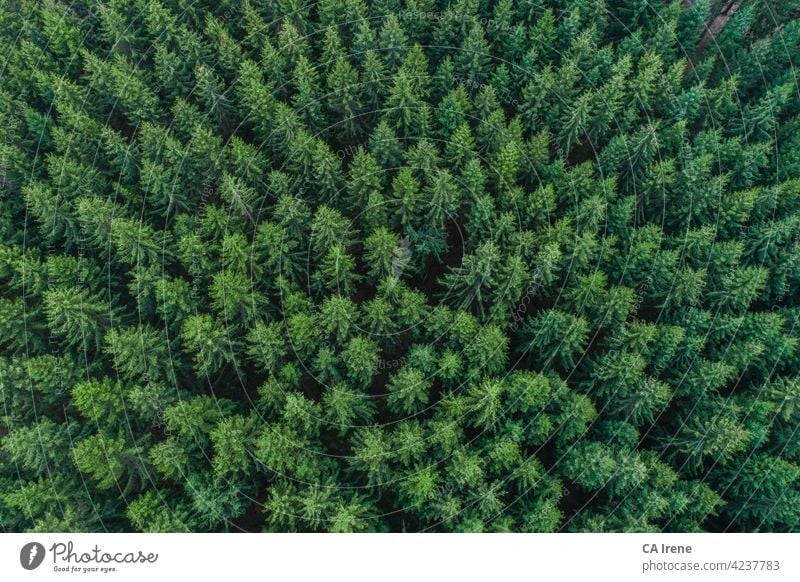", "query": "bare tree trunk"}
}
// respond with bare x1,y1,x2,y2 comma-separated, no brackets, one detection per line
696,0,743,54
685,0,743,73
